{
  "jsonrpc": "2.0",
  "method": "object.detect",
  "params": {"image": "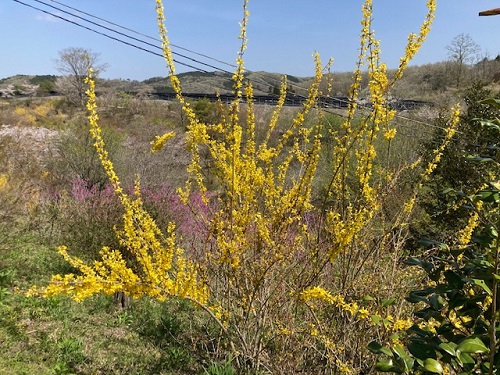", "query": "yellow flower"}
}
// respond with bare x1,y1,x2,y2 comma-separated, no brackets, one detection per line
384,128,397,140
393,318,412,331
358,308,370,320
150,131,175,153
